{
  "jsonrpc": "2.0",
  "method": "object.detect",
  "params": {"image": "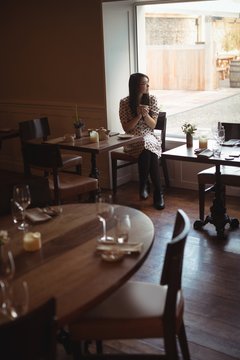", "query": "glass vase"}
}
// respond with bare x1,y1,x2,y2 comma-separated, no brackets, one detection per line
186,133,193,148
